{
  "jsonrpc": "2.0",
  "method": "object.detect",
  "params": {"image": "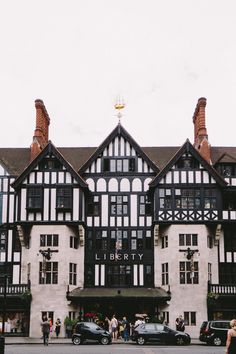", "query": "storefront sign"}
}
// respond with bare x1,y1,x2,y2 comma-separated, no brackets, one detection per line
95,253,144,261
